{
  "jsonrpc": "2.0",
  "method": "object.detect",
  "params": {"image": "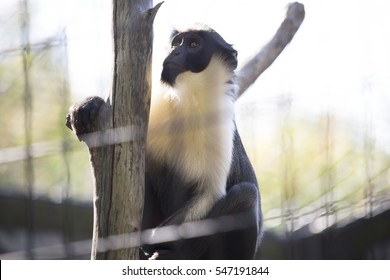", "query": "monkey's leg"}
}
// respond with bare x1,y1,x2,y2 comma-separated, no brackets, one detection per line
152,182,261,259
204,182,262,259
